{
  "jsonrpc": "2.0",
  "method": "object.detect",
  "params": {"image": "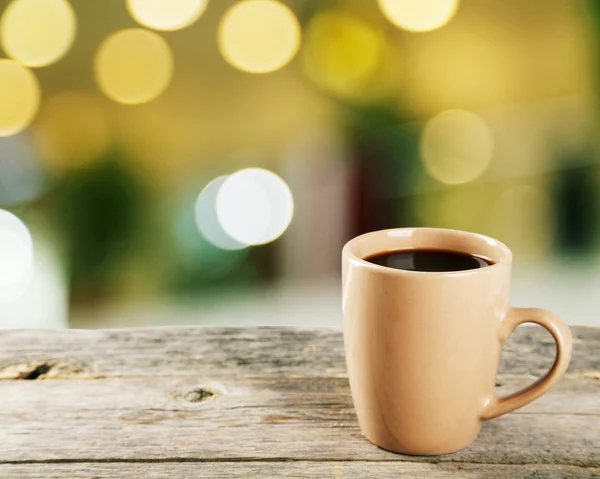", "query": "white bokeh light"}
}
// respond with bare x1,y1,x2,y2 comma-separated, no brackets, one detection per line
0,257,33,303
215,168,294,246
216,171,271,245
126,0,209,32
377,0,459,32
245,168,294,244
195,176,246,250
0,210,34,301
